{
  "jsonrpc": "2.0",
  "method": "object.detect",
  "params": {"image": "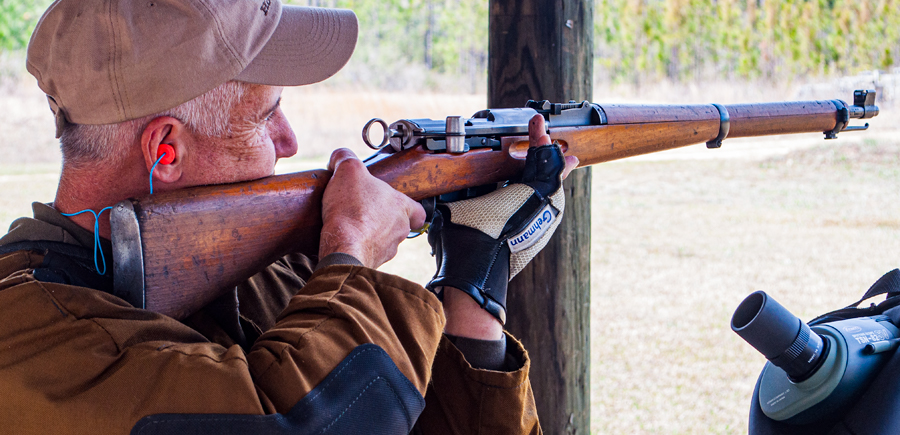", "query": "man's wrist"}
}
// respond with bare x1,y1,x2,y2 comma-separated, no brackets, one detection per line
318,226,372,268
445,334,508,371
441,287,503,340
314,252,364,271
